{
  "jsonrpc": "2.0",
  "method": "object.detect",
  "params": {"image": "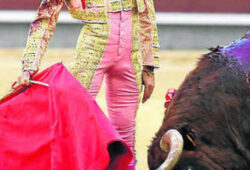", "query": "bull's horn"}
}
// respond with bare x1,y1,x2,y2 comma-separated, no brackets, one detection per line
156,129,184,170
